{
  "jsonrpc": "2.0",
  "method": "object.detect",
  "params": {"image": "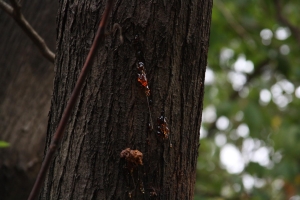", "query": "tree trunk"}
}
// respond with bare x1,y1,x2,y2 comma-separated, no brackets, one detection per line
41,1,212,199
0,1,57,199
